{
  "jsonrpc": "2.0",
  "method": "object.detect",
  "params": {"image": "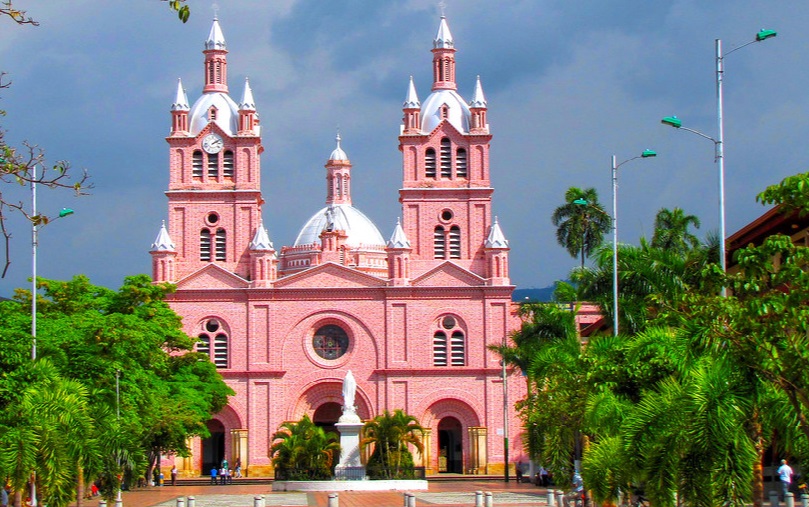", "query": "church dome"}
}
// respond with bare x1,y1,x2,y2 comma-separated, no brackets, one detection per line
188,92,240,136
420,89,471,134
294,204,385,248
